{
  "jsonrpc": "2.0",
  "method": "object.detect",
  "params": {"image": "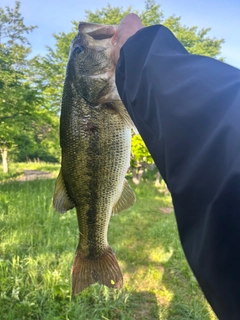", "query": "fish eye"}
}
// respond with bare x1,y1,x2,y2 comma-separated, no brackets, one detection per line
75,45,84,54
